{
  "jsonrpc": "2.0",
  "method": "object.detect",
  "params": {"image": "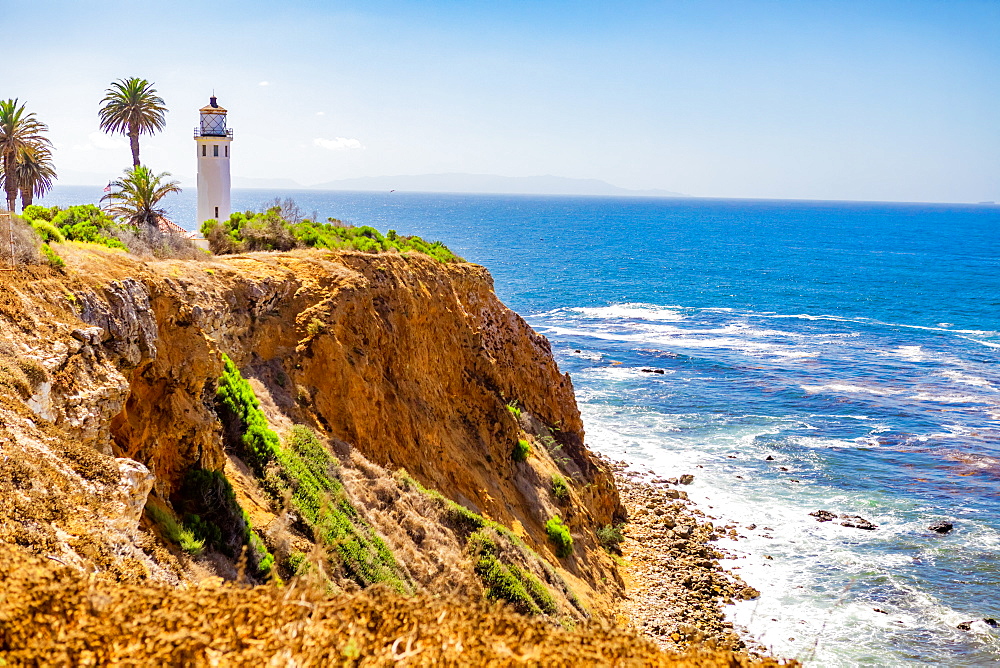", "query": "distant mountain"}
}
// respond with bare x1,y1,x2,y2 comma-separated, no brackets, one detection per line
307,173,686,198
